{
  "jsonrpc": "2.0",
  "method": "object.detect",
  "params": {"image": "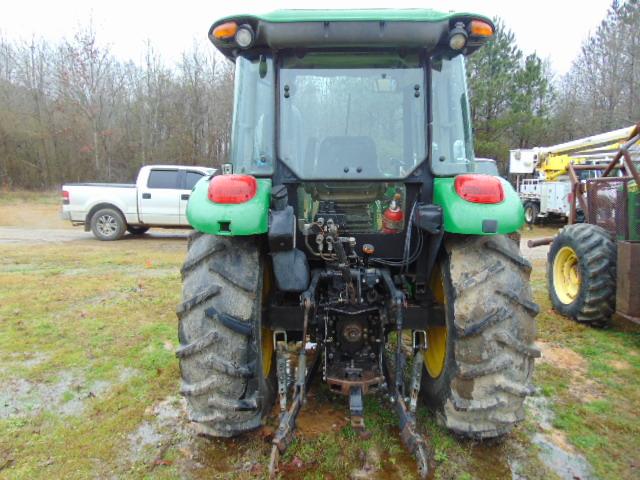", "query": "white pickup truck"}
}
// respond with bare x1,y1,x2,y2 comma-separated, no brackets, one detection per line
61,165,214,240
